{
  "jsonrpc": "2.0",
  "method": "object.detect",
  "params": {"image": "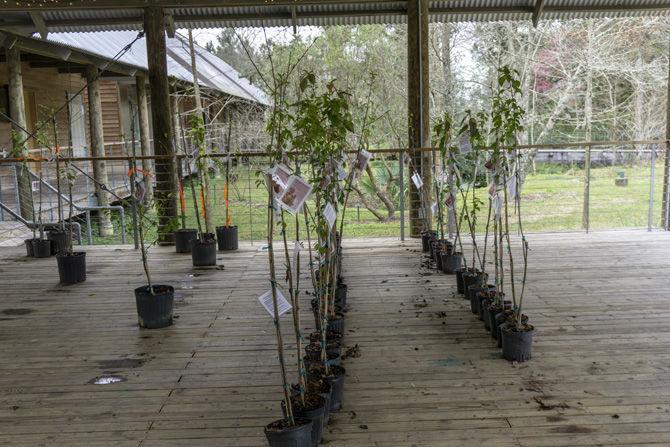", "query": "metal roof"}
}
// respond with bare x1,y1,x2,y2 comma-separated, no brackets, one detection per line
48,31,269,105
2,1,670,31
